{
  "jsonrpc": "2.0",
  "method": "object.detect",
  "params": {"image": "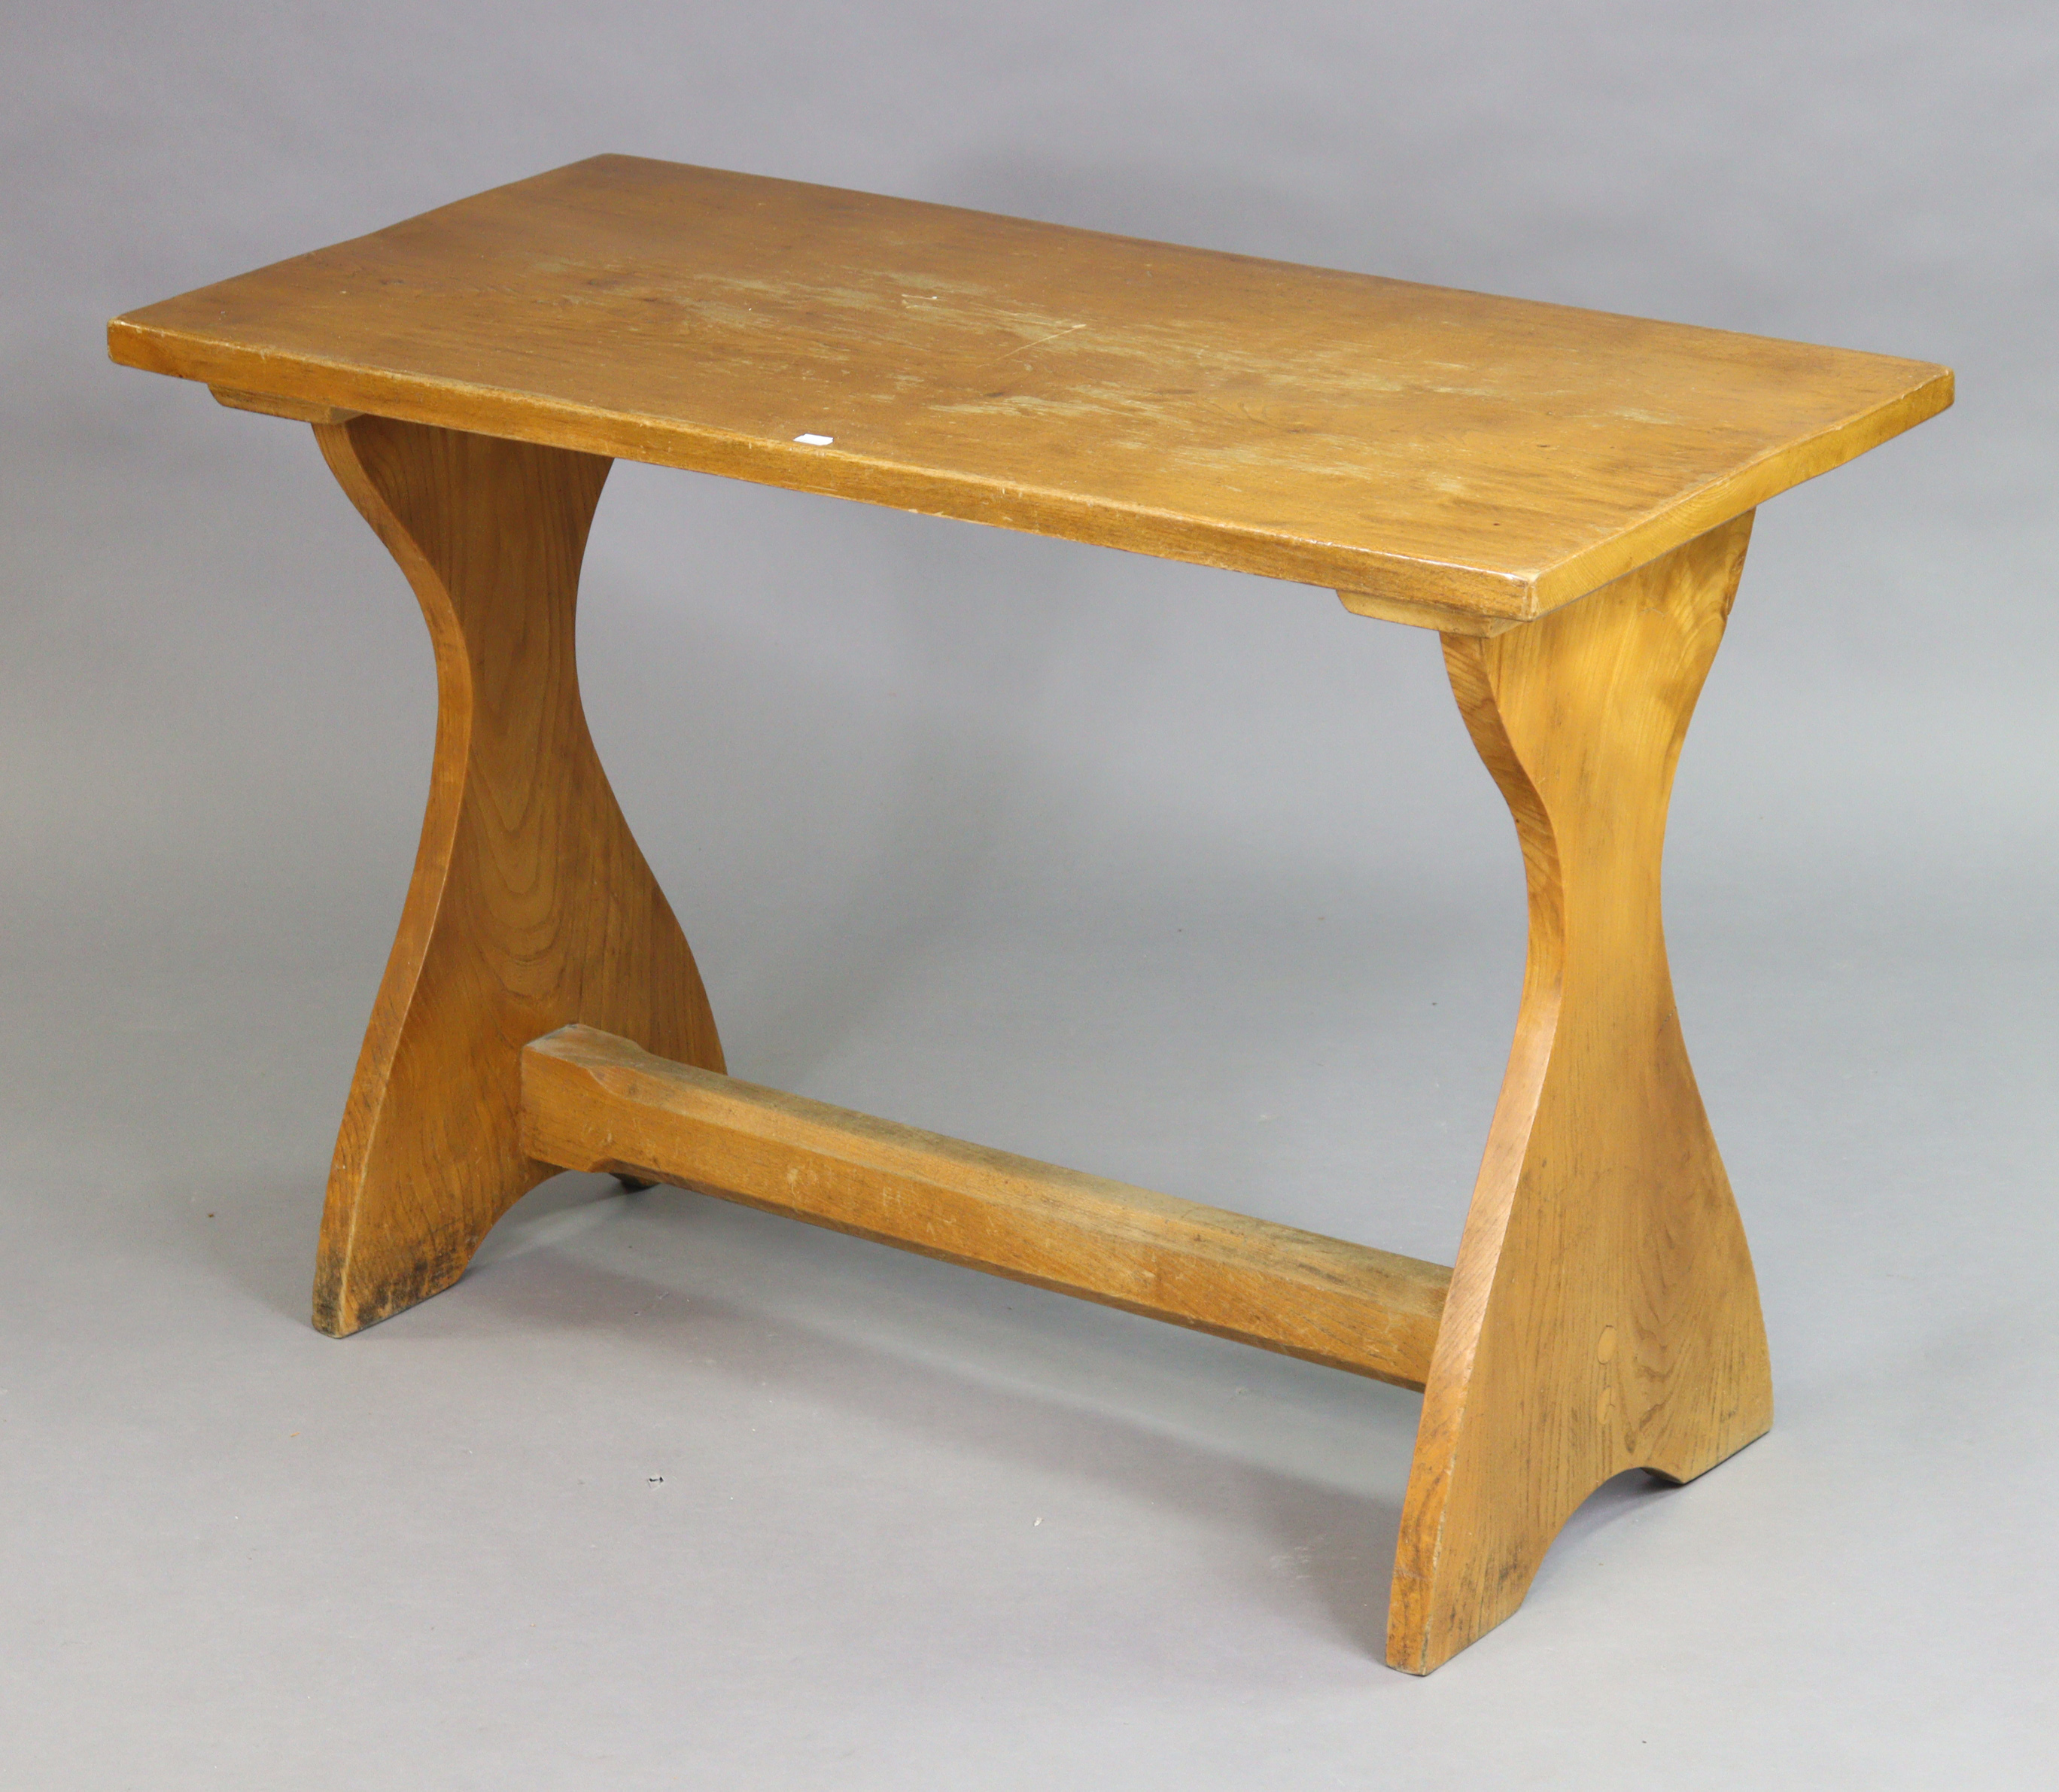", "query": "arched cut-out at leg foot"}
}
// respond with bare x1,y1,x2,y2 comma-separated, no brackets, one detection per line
1388,513,1774,1673
310,416,722,1337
